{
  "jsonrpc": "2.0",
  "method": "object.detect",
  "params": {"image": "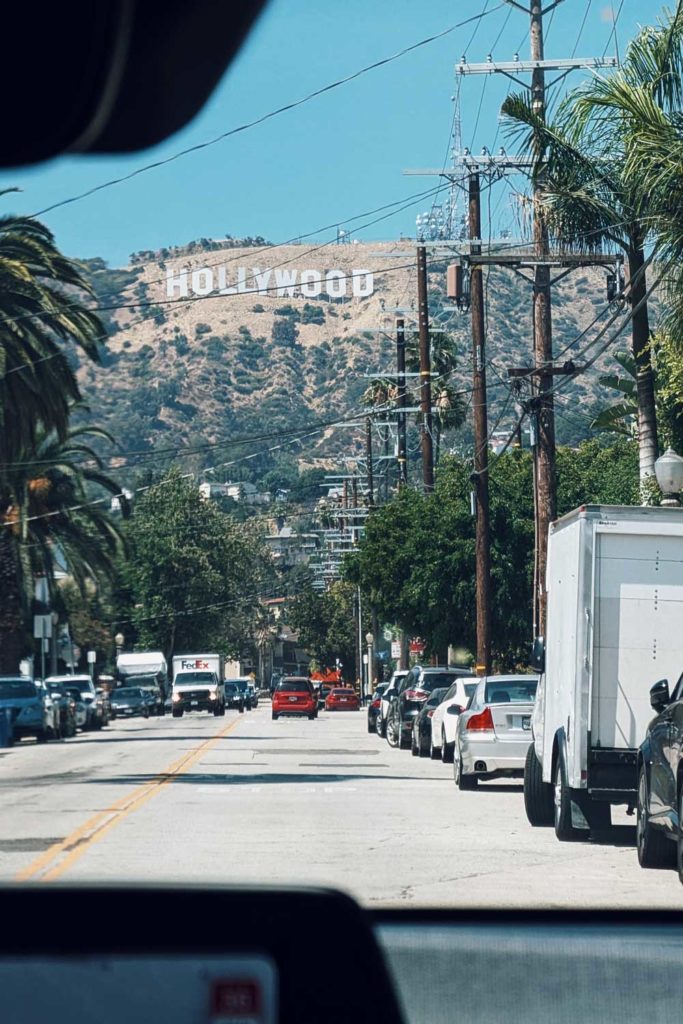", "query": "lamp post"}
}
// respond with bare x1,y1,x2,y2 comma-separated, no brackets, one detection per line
365,631,374,701
114,632,125,661
655,448,683,507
